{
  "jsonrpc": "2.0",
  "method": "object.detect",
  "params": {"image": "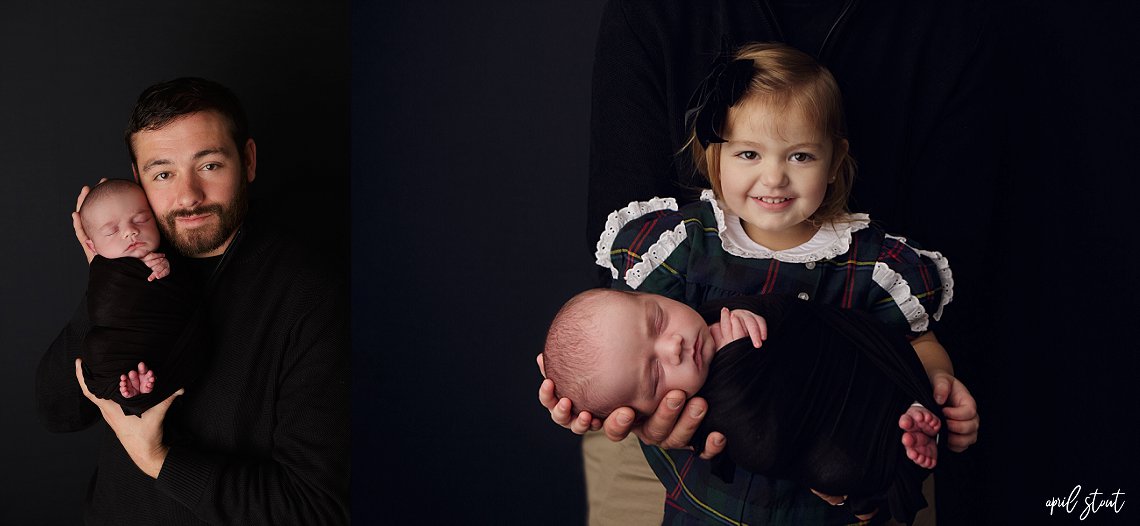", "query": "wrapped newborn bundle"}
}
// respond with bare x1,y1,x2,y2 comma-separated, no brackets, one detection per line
692,295,945,524
81,255,207,416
